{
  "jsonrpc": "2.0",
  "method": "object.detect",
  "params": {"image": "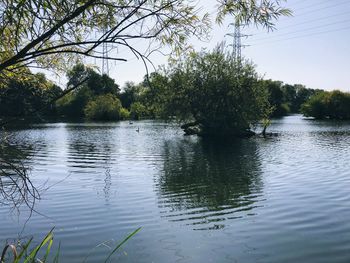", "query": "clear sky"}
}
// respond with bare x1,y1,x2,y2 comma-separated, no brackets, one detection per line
53,0,350,92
